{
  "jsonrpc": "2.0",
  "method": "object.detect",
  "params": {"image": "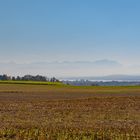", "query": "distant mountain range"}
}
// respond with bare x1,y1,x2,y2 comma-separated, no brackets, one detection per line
1,59,140,78
0,59,122,67
61,75,140,81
